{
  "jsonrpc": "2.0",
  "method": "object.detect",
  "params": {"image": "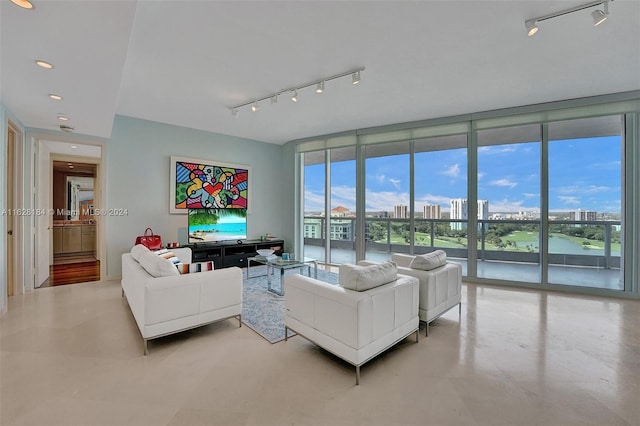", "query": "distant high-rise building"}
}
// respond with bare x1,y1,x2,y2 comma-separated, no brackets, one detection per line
394,205,408,219
450,198,489,230
570,209,597,222
423,204,441,219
